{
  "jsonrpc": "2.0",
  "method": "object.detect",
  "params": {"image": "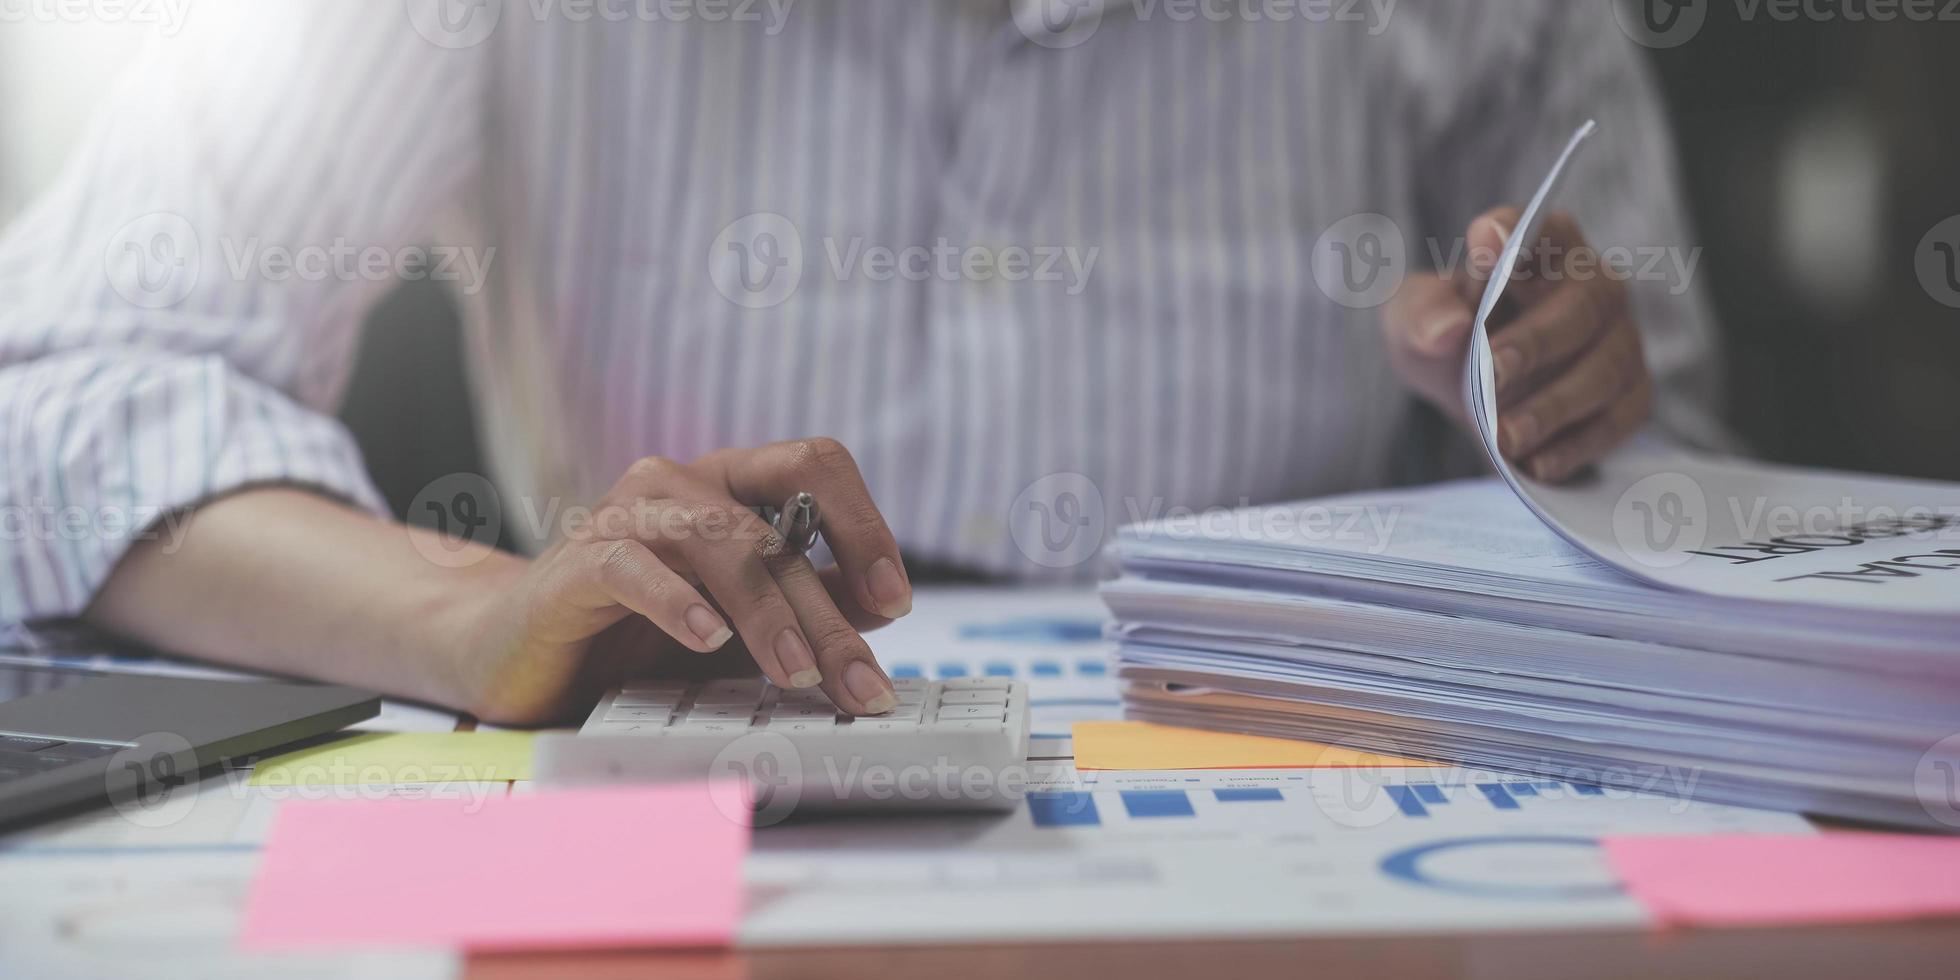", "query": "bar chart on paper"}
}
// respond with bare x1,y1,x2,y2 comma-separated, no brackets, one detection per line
864,590,1123,741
